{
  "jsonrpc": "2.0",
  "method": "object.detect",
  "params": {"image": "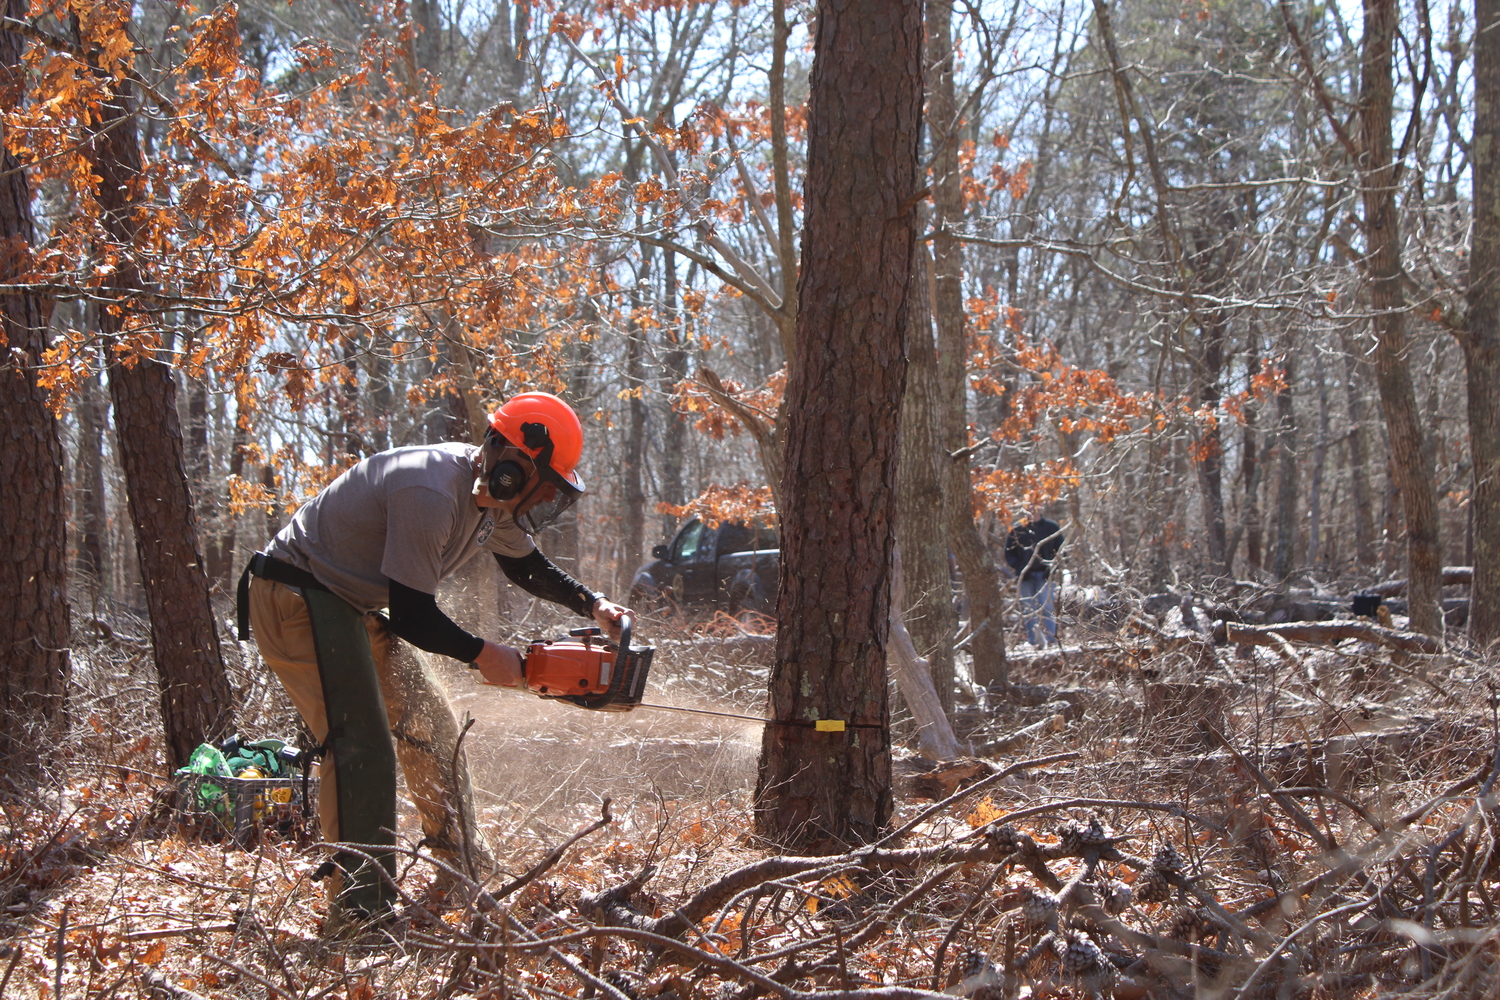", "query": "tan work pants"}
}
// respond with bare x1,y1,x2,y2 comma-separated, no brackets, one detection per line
248,576,495,876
